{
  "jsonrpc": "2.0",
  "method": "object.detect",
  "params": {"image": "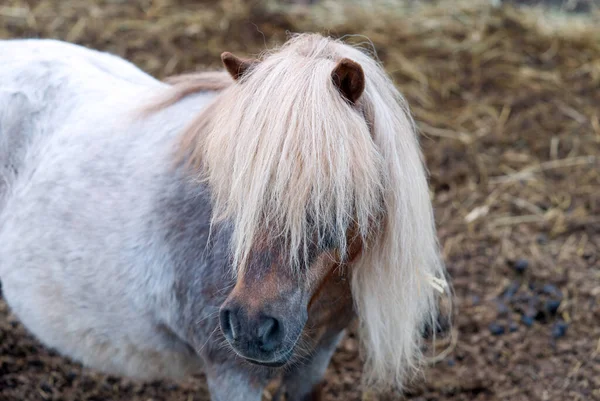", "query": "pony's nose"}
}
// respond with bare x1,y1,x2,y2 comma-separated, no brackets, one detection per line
219,306,284,352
